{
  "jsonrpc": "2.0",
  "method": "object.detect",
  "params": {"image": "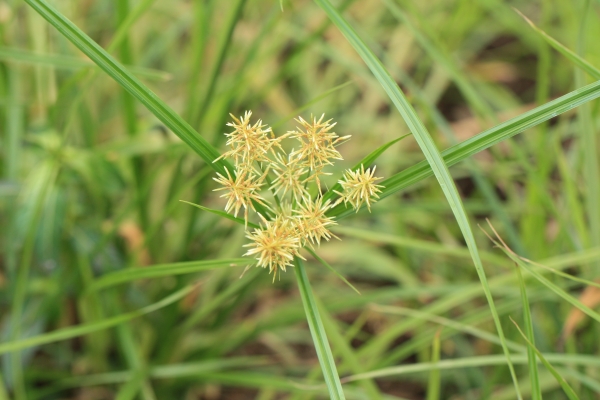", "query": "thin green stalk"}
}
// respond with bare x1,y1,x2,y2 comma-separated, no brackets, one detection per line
0,285,197,355
329,79,600,219
191,0,246,128
511,319,580,400
313,2,522,397
294,258,345,400
8,162,58,400
426,331,441,400
4,65,22,276
116,0,149,238
24,0,232,175
111,296,157,400
184,0,213,121
515,265,542,400
342,353,600,382
316,298,382,400
575,0,600,276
